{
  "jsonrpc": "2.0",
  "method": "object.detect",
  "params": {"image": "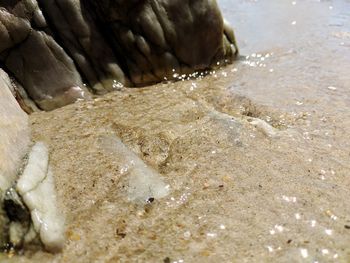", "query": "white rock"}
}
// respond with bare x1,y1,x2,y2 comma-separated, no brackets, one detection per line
327,86,337,91
0,69,30,191
17,142,65,253
16,142,49,193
